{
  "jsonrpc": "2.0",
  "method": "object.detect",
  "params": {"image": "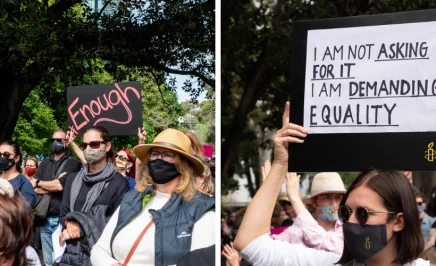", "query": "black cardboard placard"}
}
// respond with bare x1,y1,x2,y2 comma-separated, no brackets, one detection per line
67,82,142,136
289,9,436,172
